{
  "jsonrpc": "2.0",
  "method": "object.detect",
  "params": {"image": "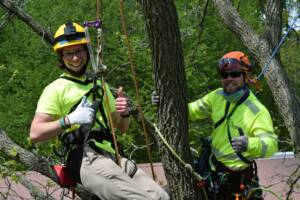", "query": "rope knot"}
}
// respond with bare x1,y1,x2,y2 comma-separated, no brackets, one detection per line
185,164,193,173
